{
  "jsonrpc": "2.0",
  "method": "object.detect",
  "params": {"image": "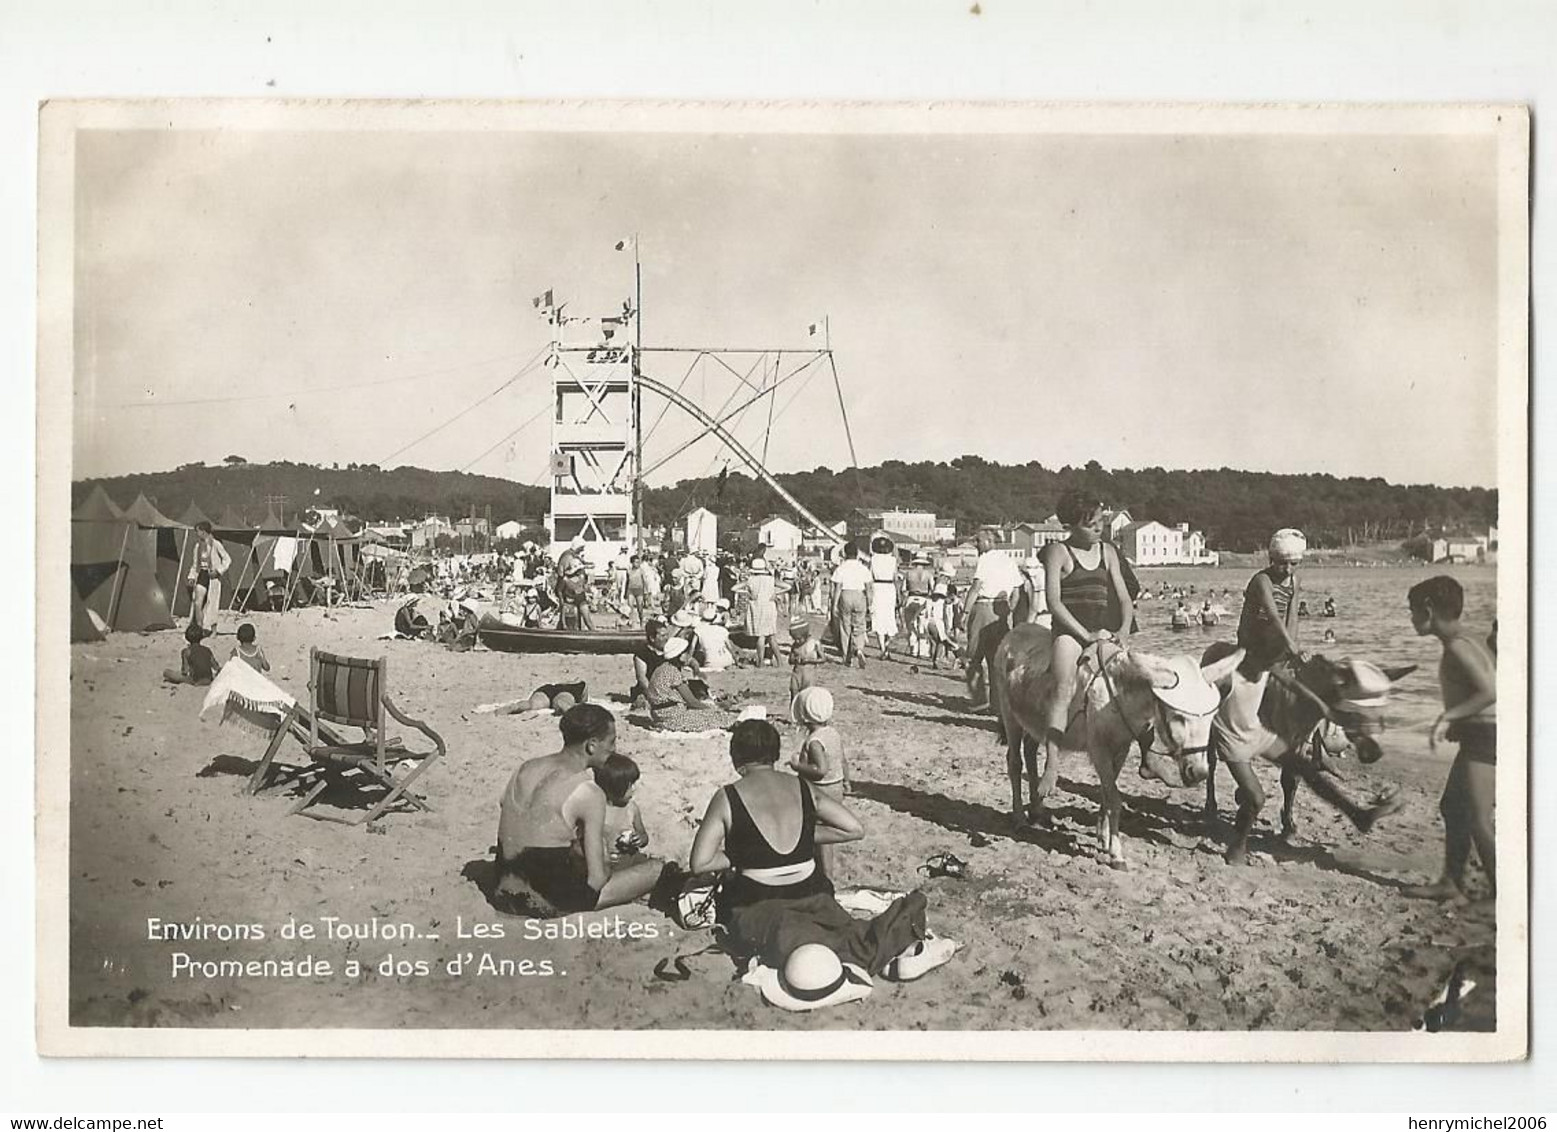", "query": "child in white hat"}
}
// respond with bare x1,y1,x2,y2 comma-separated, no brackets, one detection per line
789,686,848,879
